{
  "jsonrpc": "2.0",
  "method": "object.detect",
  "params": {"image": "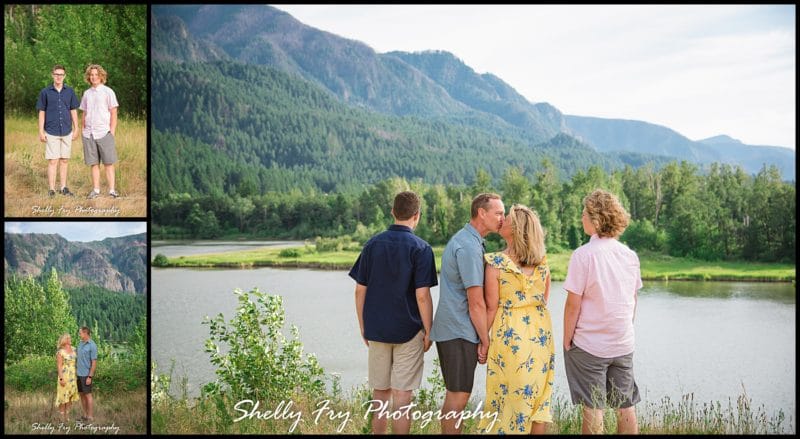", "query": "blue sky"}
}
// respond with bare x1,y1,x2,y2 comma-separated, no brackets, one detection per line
275,5,796,149
5,222,146,242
